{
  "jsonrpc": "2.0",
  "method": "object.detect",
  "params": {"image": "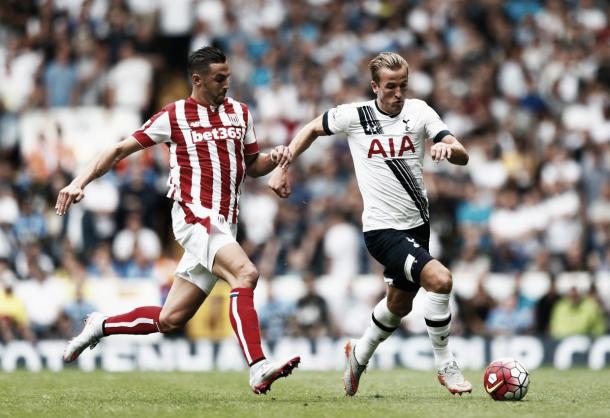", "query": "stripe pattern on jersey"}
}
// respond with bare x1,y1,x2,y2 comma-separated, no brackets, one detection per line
385,159,430,223
134,97,254,223
357,105,384,135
